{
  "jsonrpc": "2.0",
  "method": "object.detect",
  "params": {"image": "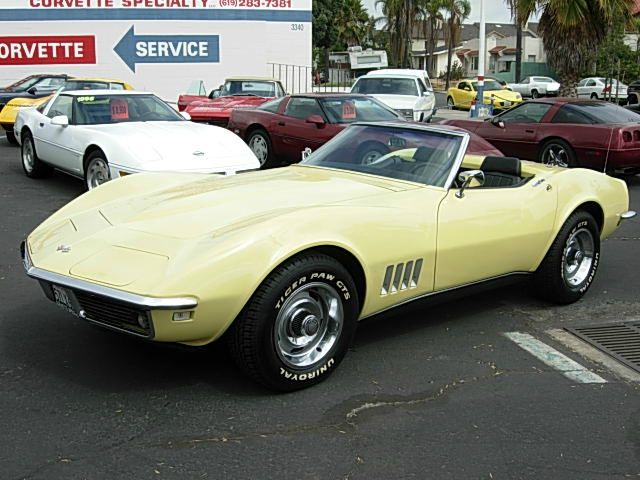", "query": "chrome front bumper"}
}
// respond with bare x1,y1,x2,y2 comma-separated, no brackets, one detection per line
20,240,198,338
